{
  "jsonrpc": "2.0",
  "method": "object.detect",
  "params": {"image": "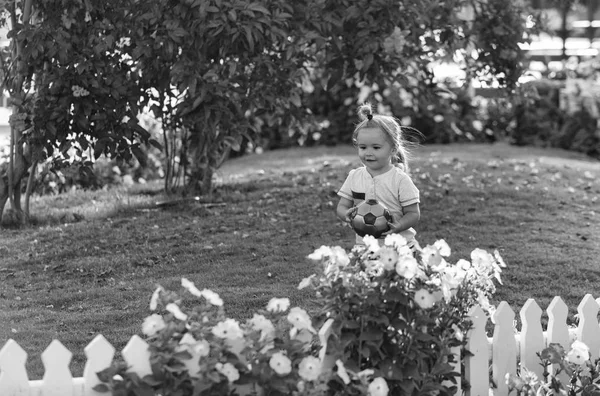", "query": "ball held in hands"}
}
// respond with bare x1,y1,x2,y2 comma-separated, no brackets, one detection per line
349,199,393,238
